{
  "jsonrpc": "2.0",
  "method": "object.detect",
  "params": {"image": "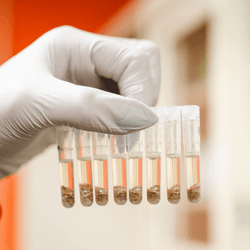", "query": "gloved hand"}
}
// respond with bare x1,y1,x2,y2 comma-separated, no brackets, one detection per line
0,26,161,179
